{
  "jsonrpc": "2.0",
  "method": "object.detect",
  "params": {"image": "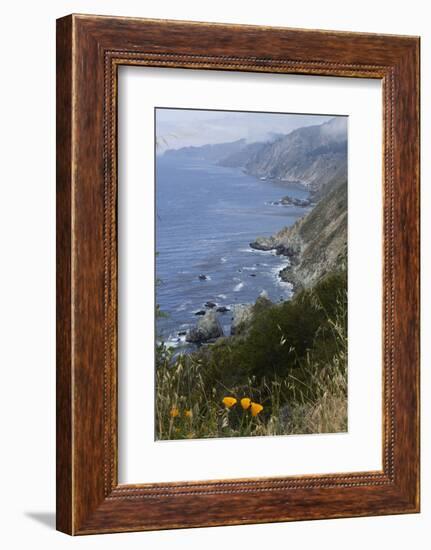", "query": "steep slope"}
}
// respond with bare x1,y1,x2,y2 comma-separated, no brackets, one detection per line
222,117,347,194
251,177,347,291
